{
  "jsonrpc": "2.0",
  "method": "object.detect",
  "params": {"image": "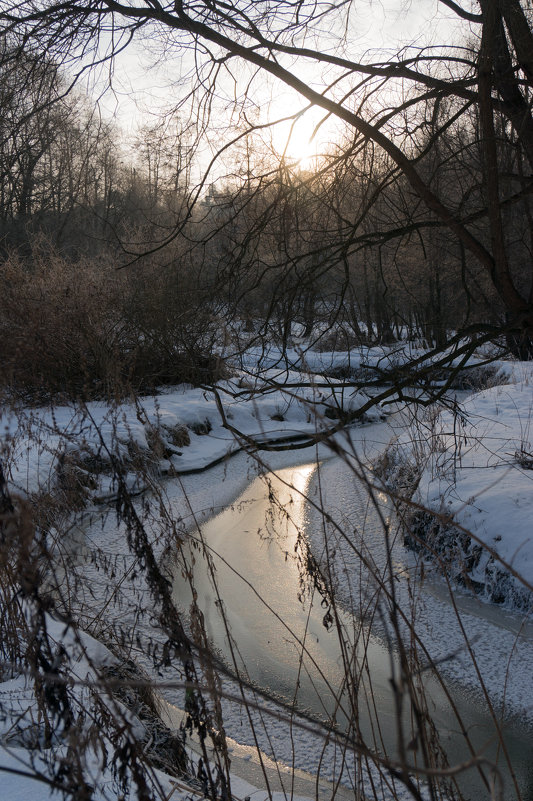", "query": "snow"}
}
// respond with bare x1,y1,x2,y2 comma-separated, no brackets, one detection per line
395,378,533,608
0,342,532,801
236,339,502,382
1,366,384,503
